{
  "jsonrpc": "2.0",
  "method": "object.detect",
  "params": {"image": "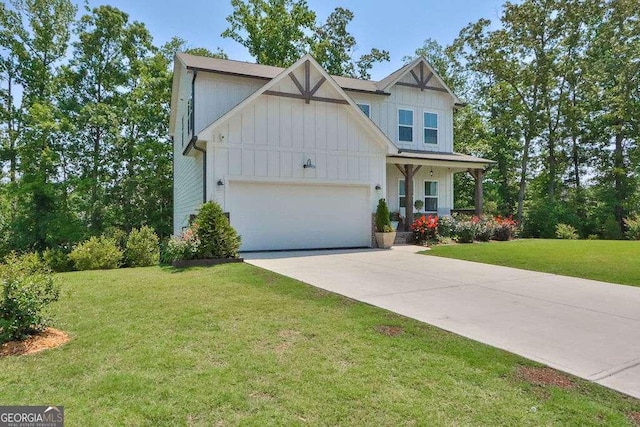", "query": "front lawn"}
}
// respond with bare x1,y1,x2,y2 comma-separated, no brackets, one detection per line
1,264,639,425
425,239,640,287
